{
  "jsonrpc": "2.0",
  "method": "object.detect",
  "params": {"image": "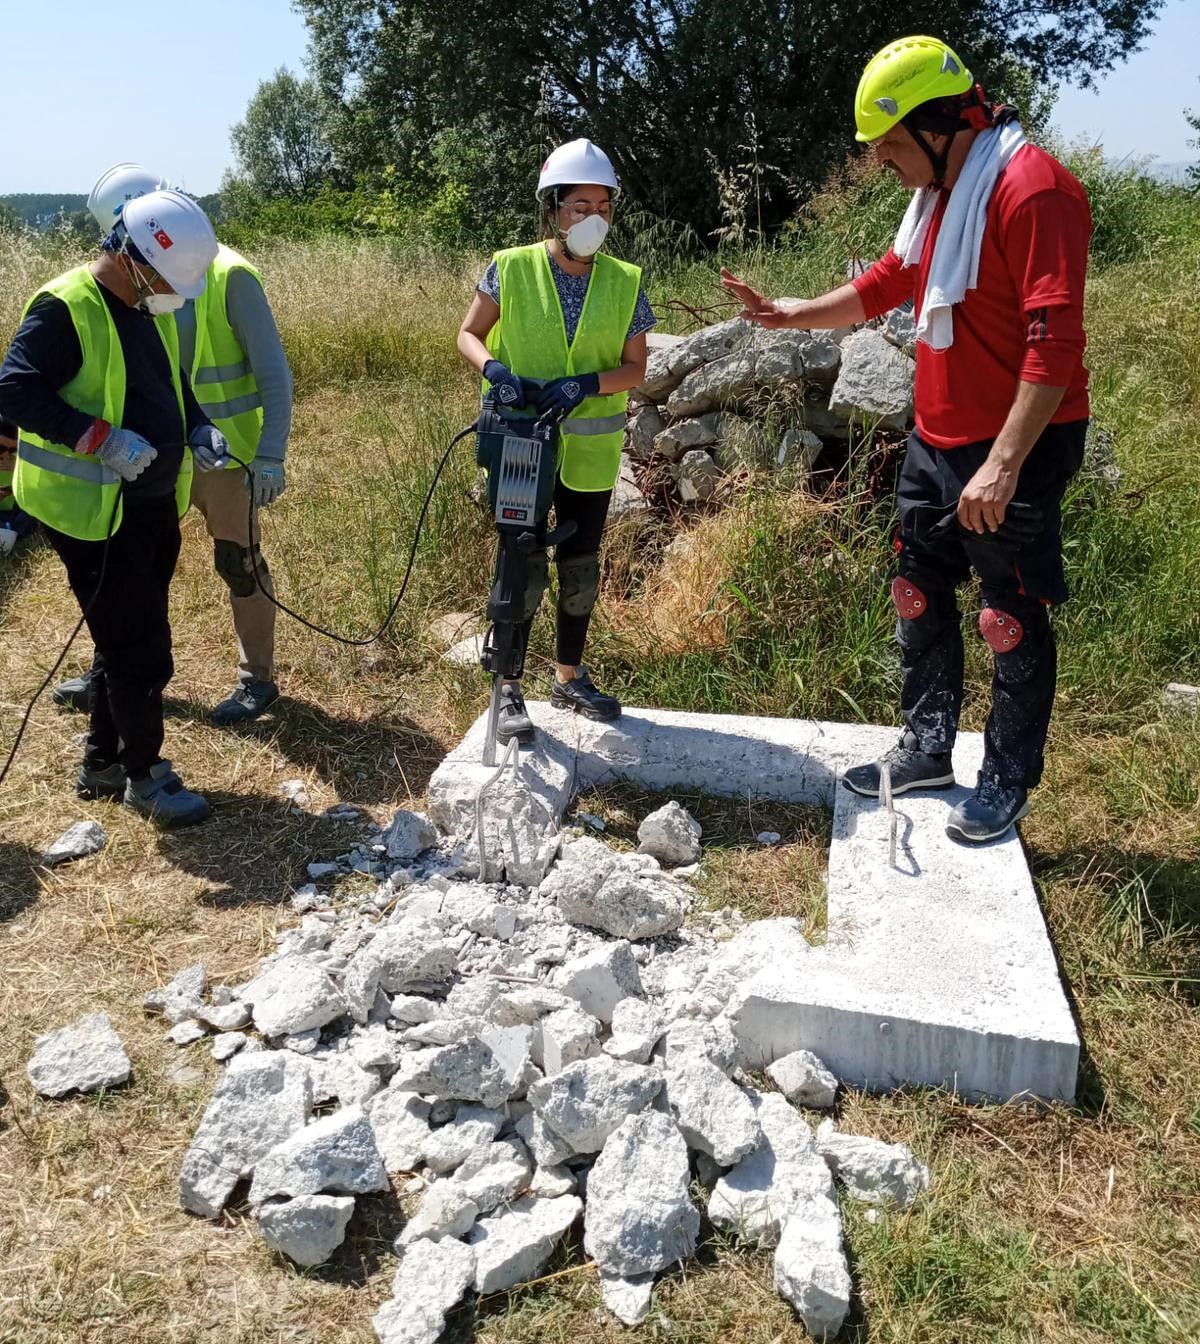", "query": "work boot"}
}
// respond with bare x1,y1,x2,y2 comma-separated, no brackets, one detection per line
211,679,279,727
124,760,211,827
76,760,126,801
946,771,1030,844
550,666,621,722
842,729,955,798
53,668,95,712
495,682,534,743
